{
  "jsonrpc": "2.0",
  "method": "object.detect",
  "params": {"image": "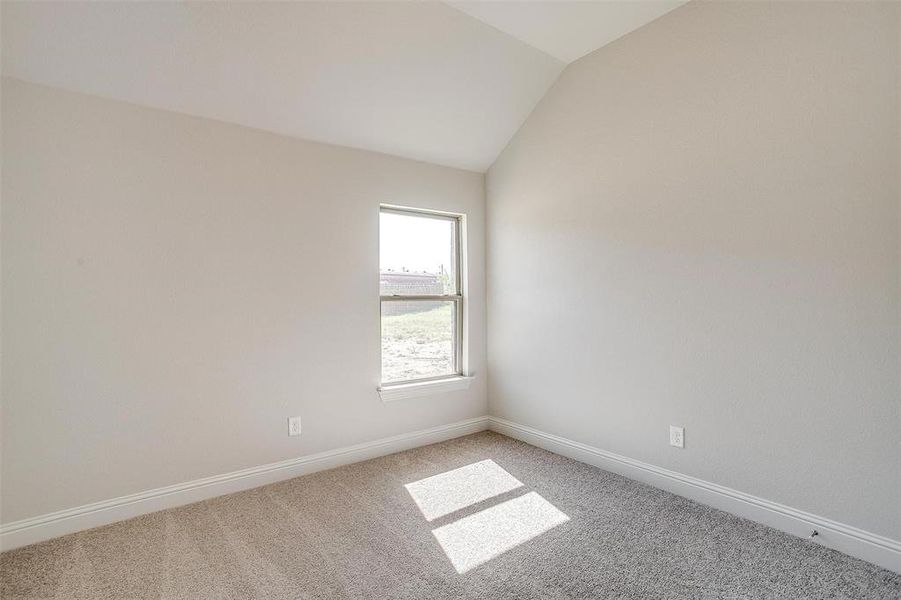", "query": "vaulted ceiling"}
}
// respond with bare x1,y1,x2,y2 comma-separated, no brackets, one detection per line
448,1,686,64
2,1,686,172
